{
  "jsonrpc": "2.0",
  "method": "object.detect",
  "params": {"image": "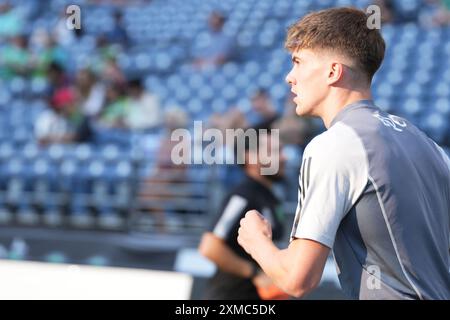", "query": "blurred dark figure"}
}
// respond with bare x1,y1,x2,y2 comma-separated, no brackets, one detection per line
107,10,129,47
191,11,235,69
246,89,279,127
47,62,71,95
199,130,288,300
